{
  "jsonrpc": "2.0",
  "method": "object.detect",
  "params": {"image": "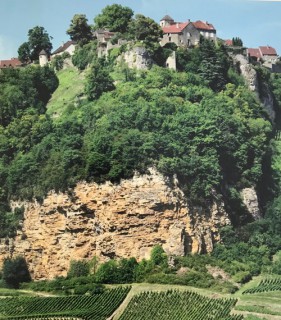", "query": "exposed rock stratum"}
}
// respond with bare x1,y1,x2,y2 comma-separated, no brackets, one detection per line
0,169,231,280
